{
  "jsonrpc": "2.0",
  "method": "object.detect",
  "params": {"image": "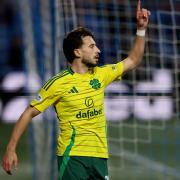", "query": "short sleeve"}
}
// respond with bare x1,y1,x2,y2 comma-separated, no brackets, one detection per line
30,87,60,112
101,62,124,87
